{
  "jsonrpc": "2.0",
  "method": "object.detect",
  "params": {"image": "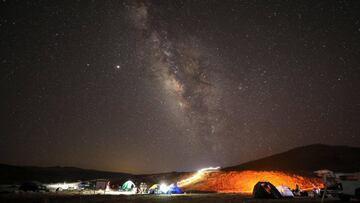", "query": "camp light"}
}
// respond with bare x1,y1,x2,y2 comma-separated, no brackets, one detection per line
159,183,170,193
177,166,221,187
197,166,221,172
46,181,79,191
